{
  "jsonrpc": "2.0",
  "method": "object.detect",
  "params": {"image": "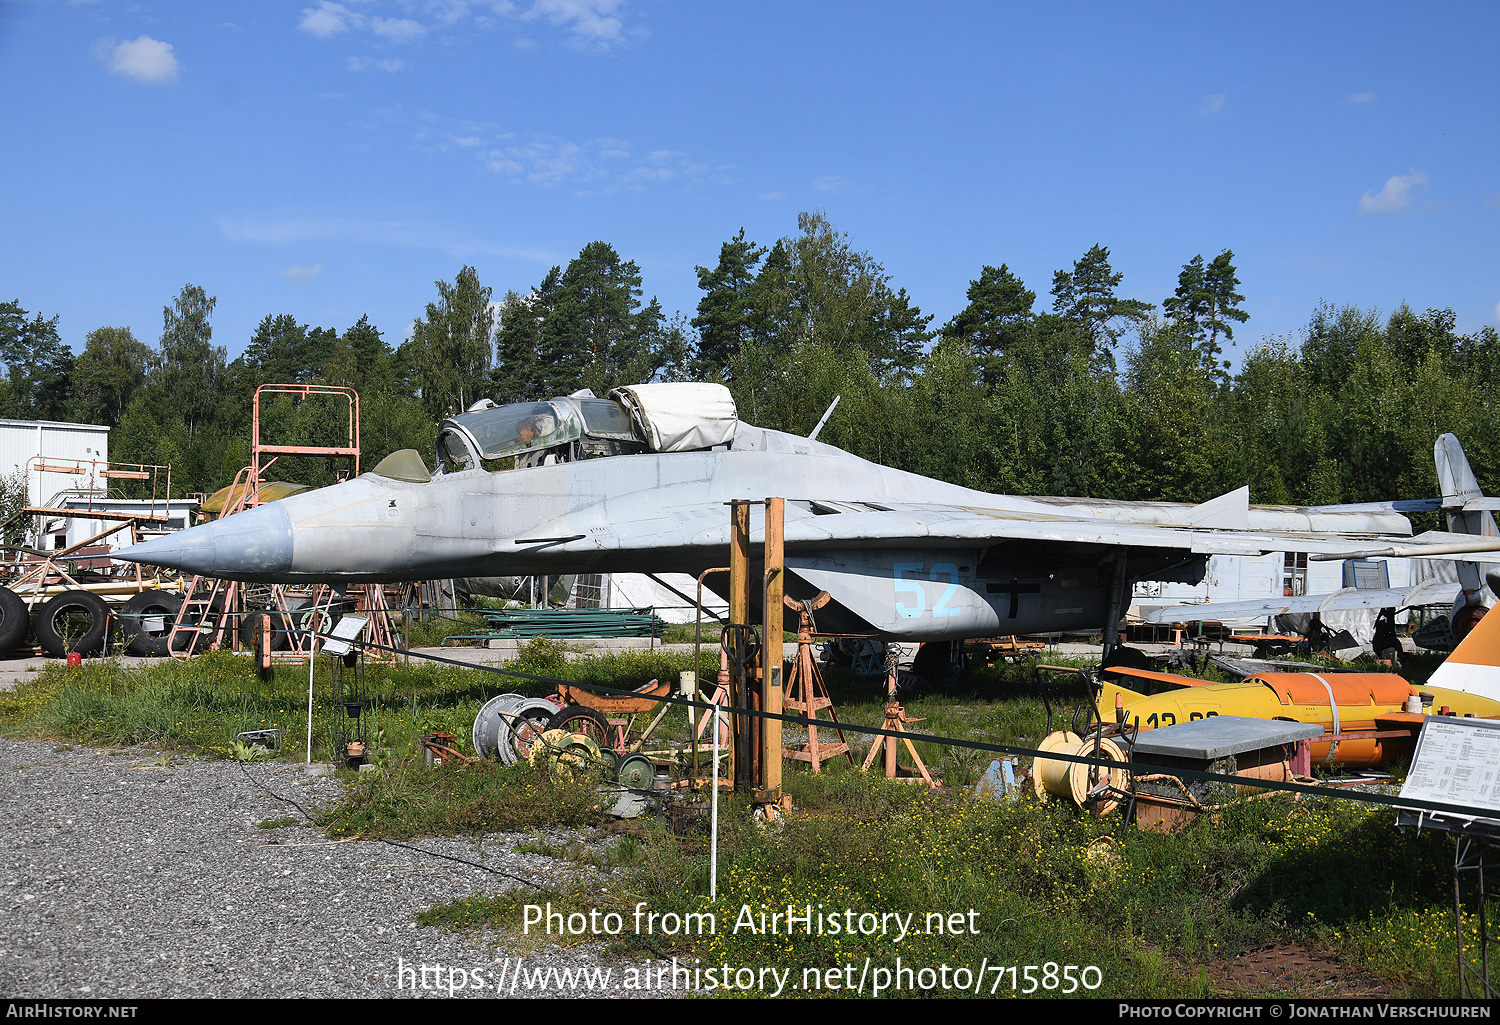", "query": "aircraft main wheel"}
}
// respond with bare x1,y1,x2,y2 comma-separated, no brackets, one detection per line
547,706,612,750
0,587,29,654
35,590,112,658
119,591,183,657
